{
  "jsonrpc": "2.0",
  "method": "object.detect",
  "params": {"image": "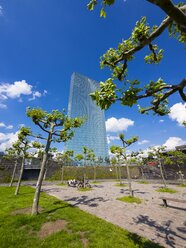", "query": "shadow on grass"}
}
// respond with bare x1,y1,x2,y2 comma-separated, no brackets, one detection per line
127,232,163,248
133,215,186,248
